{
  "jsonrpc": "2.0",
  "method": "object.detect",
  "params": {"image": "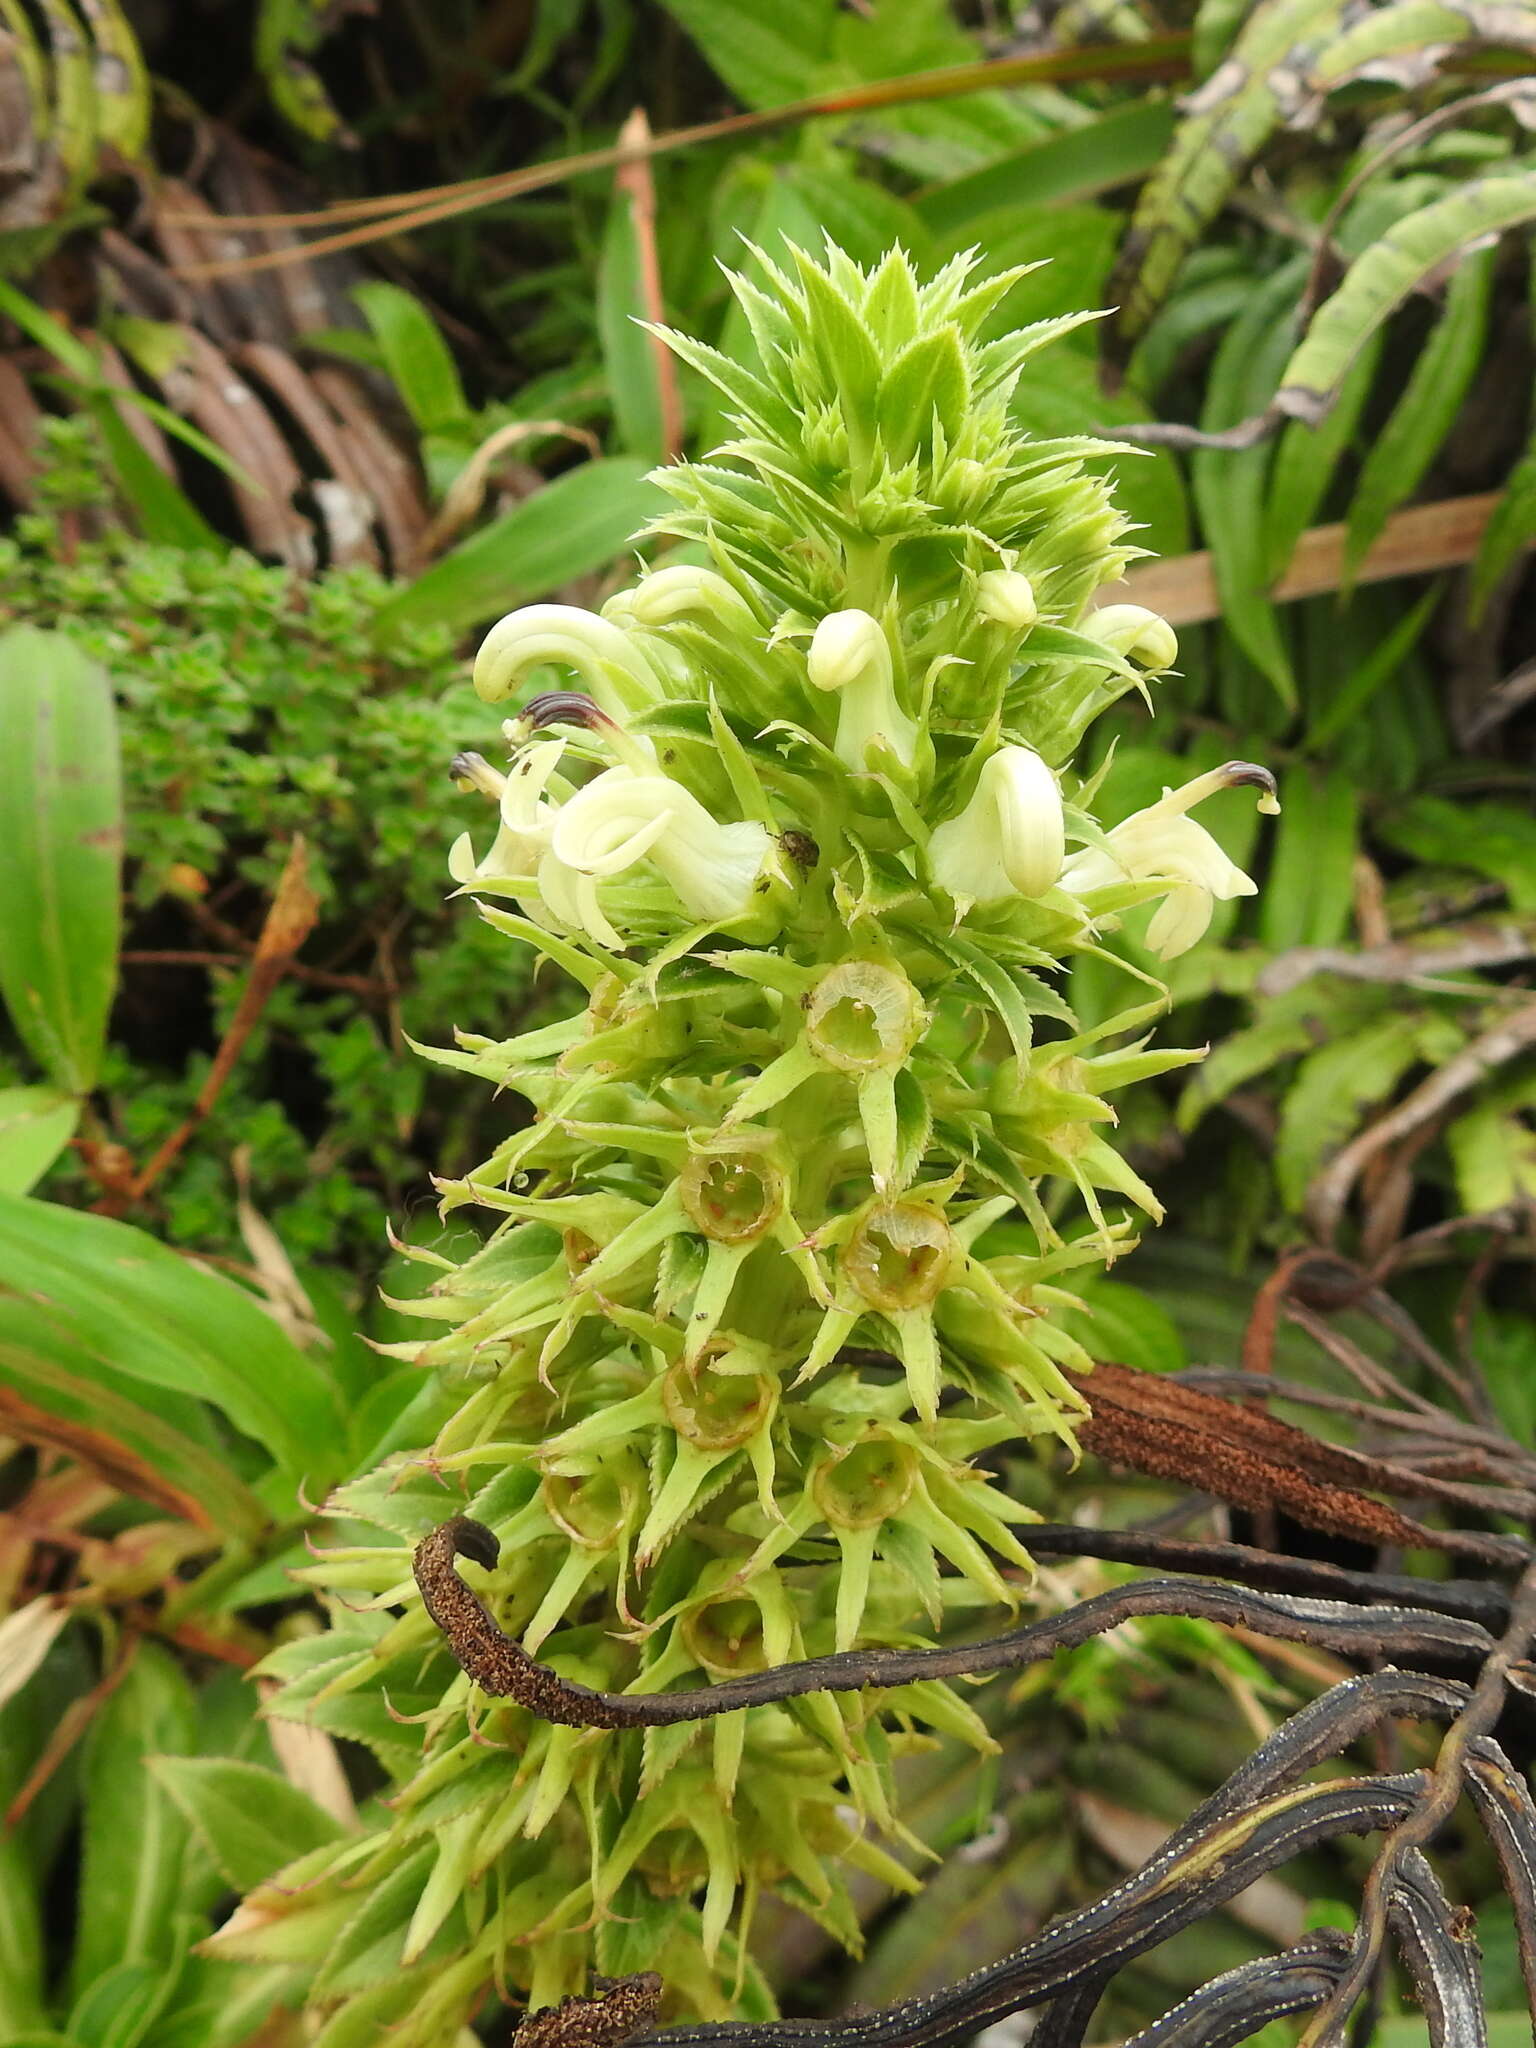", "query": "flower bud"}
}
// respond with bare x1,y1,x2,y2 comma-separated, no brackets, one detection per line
615,566,757,630
807,610,919,772
974,569,1037,632
929,746,1065,906
1084,604,1179,672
